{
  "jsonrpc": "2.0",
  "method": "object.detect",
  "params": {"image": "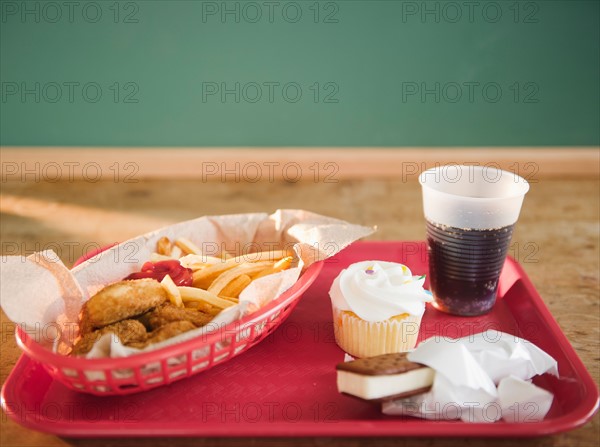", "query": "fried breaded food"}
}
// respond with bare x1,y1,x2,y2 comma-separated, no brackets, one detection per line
80,279,168,331
128,321,196,348
72,319,147,356
146,303,213,330
183,300,222,316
